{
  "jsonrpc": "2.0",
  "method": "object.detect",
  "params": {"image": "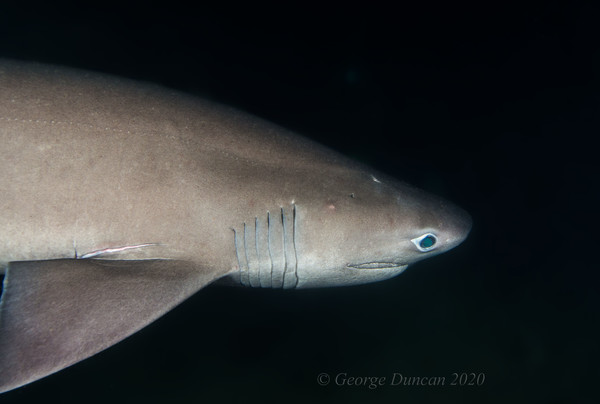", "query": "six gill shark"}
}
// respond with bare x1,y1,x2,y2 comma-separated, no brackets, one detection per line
0,60,471,392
